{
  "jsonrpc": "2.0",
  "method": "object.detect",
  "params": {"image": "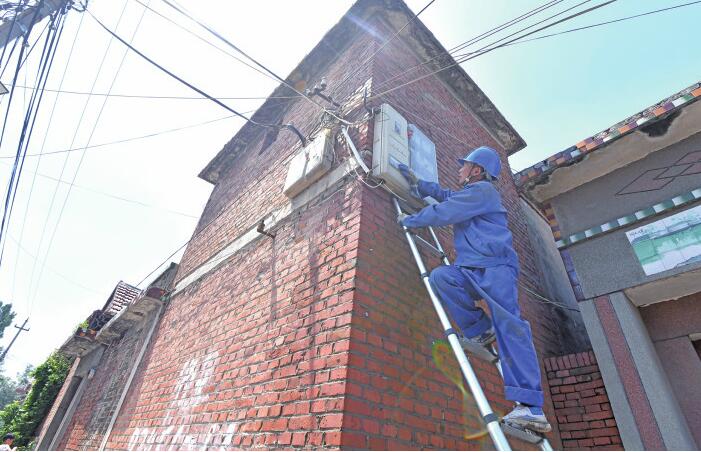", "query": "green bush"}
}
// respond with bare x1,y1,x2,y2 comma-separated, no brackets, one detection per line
0,353,72,449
